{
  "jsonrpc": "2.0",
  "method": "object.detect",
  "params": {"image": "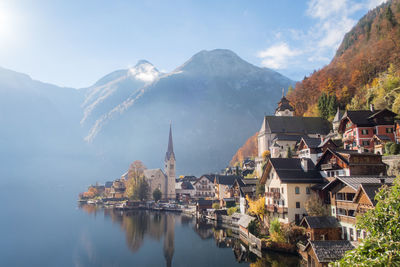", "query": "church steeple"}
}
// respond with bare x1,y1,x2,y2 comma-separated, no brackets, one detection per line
165,124,175,161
